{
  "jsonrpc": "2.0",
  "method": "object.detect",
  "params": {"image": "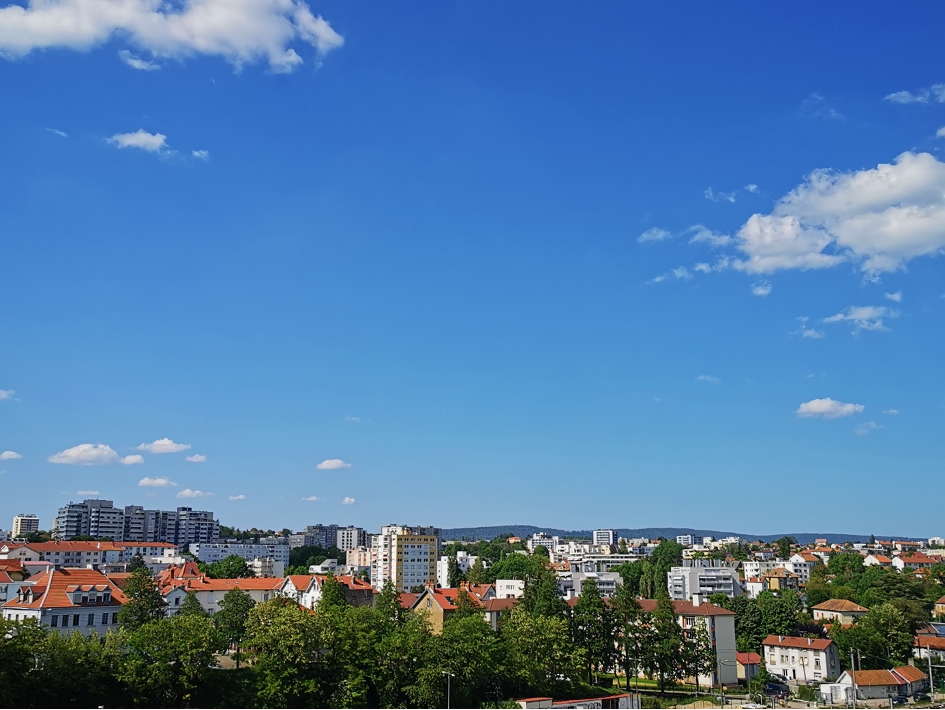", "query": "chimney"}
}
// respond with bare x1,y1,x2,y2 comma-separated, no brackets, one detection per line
808,638,812,645
779,635,783,642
